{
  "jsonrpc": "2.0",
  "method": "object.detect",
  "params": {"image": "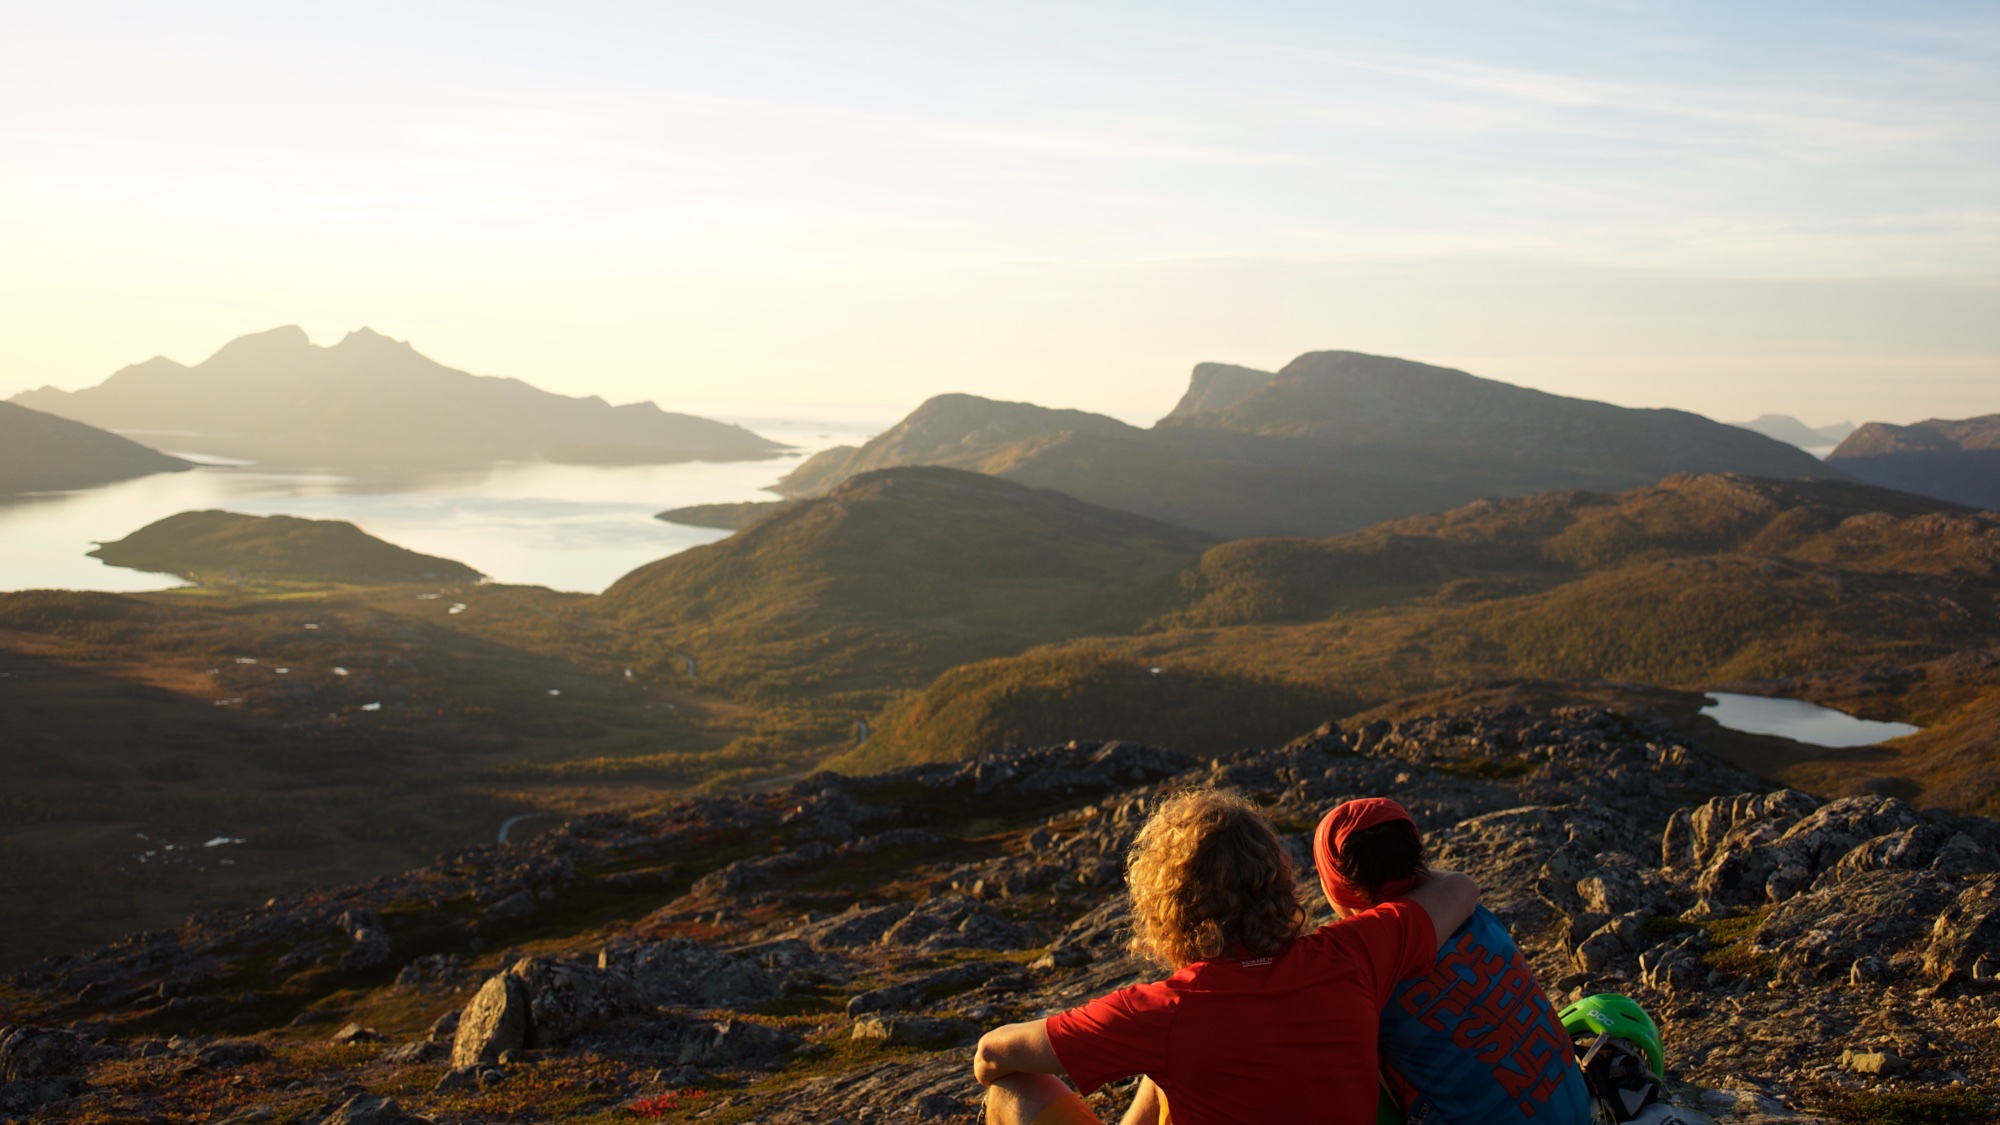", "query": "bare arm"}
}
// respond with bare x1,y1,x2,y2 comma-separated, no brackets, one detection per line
1403,869,1480,948
1118,1076,1165,1125
973,1019,1064,1086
